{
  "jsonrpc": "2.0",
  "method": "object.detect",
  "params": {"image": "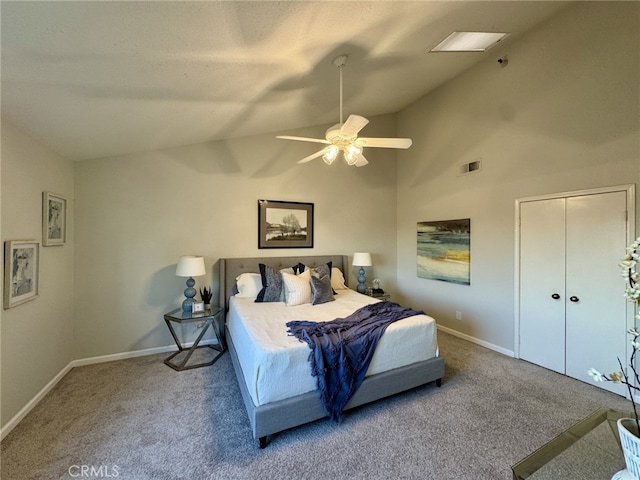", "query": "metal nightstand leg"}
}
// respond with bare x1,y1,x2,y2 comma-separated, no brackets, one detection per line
164,317,226,371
